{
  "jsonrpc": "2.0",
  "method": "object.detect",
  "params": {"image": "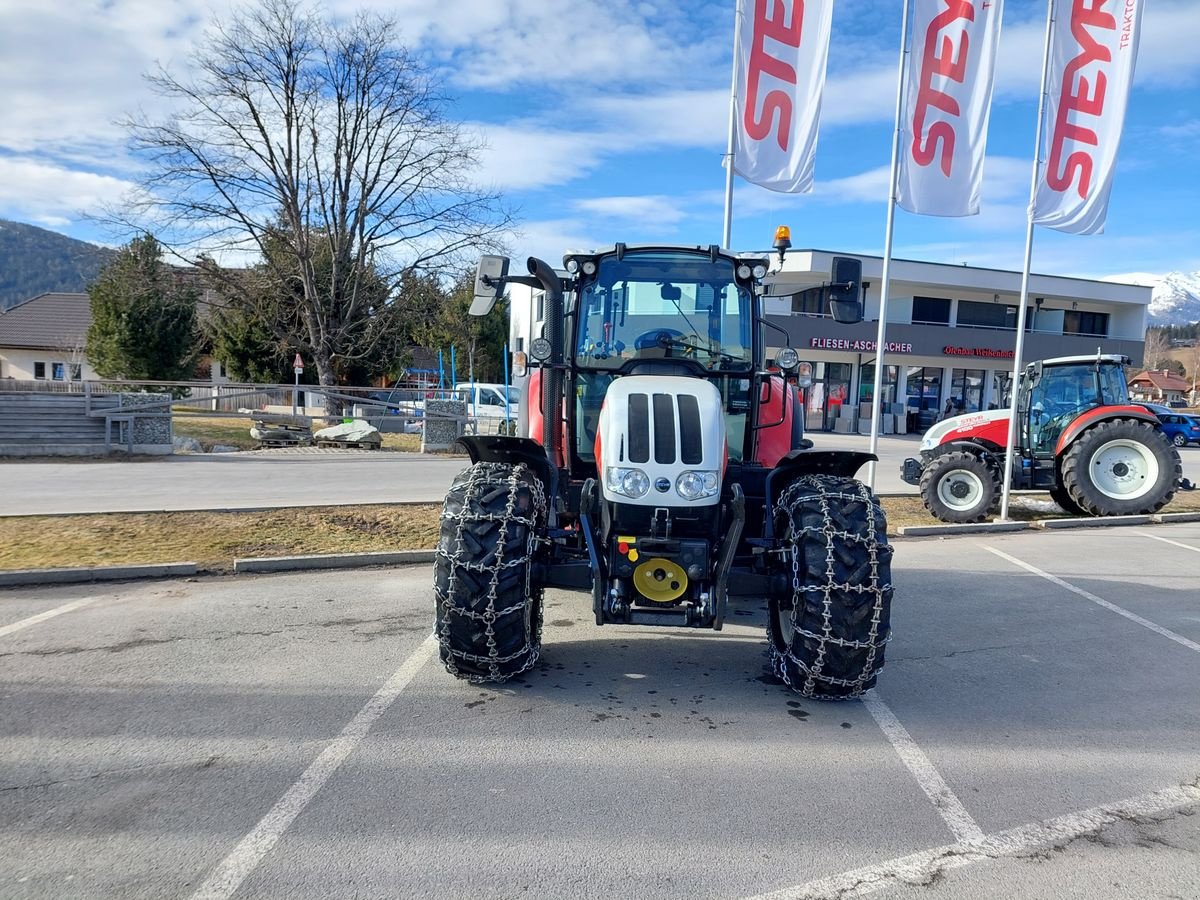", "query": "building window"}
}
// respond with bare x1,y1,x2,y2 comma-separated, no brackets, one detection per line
1063,309,1109,337
957,300,1015,330
34,362,46,379
912,296,951,325
790,286,829,316
906,366,943,421
52,362,66,381
70,364,82,381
